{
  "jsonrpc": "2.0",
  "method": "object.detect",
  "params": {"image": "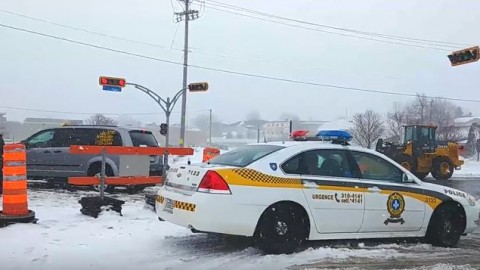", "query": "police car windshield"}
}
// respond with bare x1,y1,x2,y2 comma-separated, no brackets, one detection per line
208,145,284,167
